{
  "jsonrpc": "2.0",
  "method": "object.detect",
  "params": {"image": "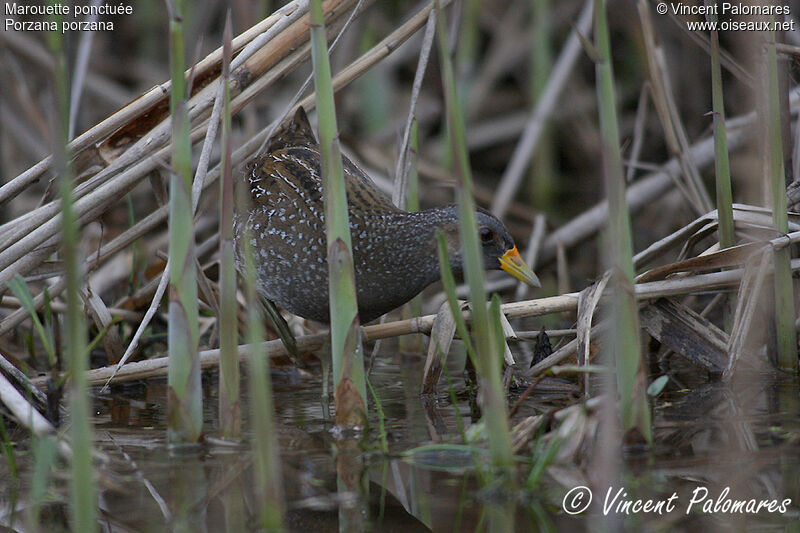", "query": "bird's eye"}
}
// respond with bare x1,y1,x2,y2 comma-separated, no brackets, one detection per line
479,227,494,243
